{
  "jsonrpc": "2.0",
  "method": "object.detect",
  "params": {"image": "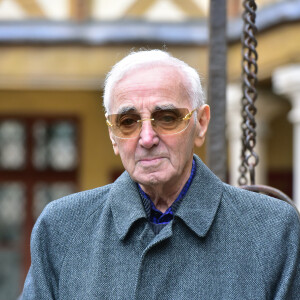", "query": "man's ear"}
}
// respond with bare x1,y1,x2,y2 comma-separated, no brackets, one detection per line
109,130,119,156
194,105,210,148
